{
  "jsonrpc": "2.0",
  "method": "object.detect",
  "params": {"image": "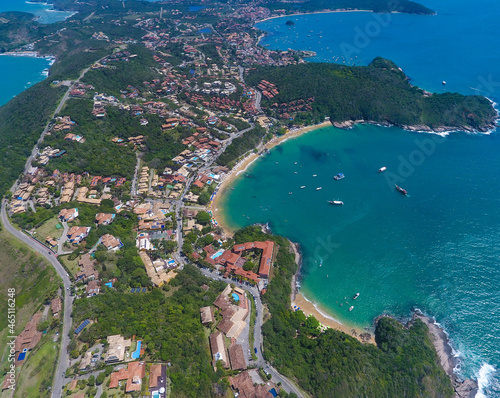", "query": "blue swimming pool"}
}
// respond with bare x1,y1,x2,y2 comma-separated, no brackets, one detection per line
131,341,141,359
211,250,224,259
